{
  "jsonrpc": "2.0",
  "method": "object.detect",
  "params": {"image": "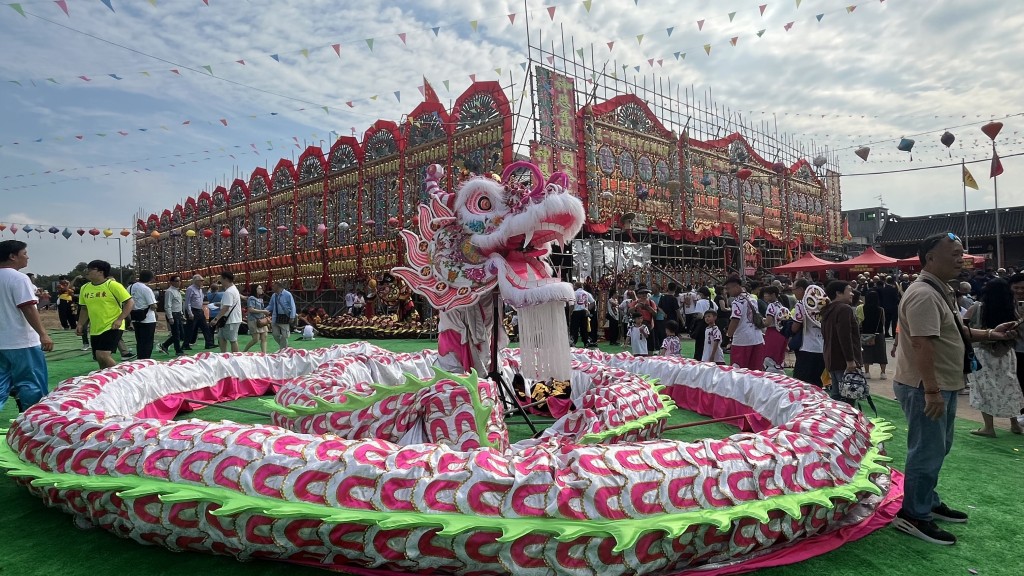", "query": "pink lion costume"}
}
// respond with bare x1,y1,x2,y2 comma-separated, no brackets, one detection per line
392,162,585,381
